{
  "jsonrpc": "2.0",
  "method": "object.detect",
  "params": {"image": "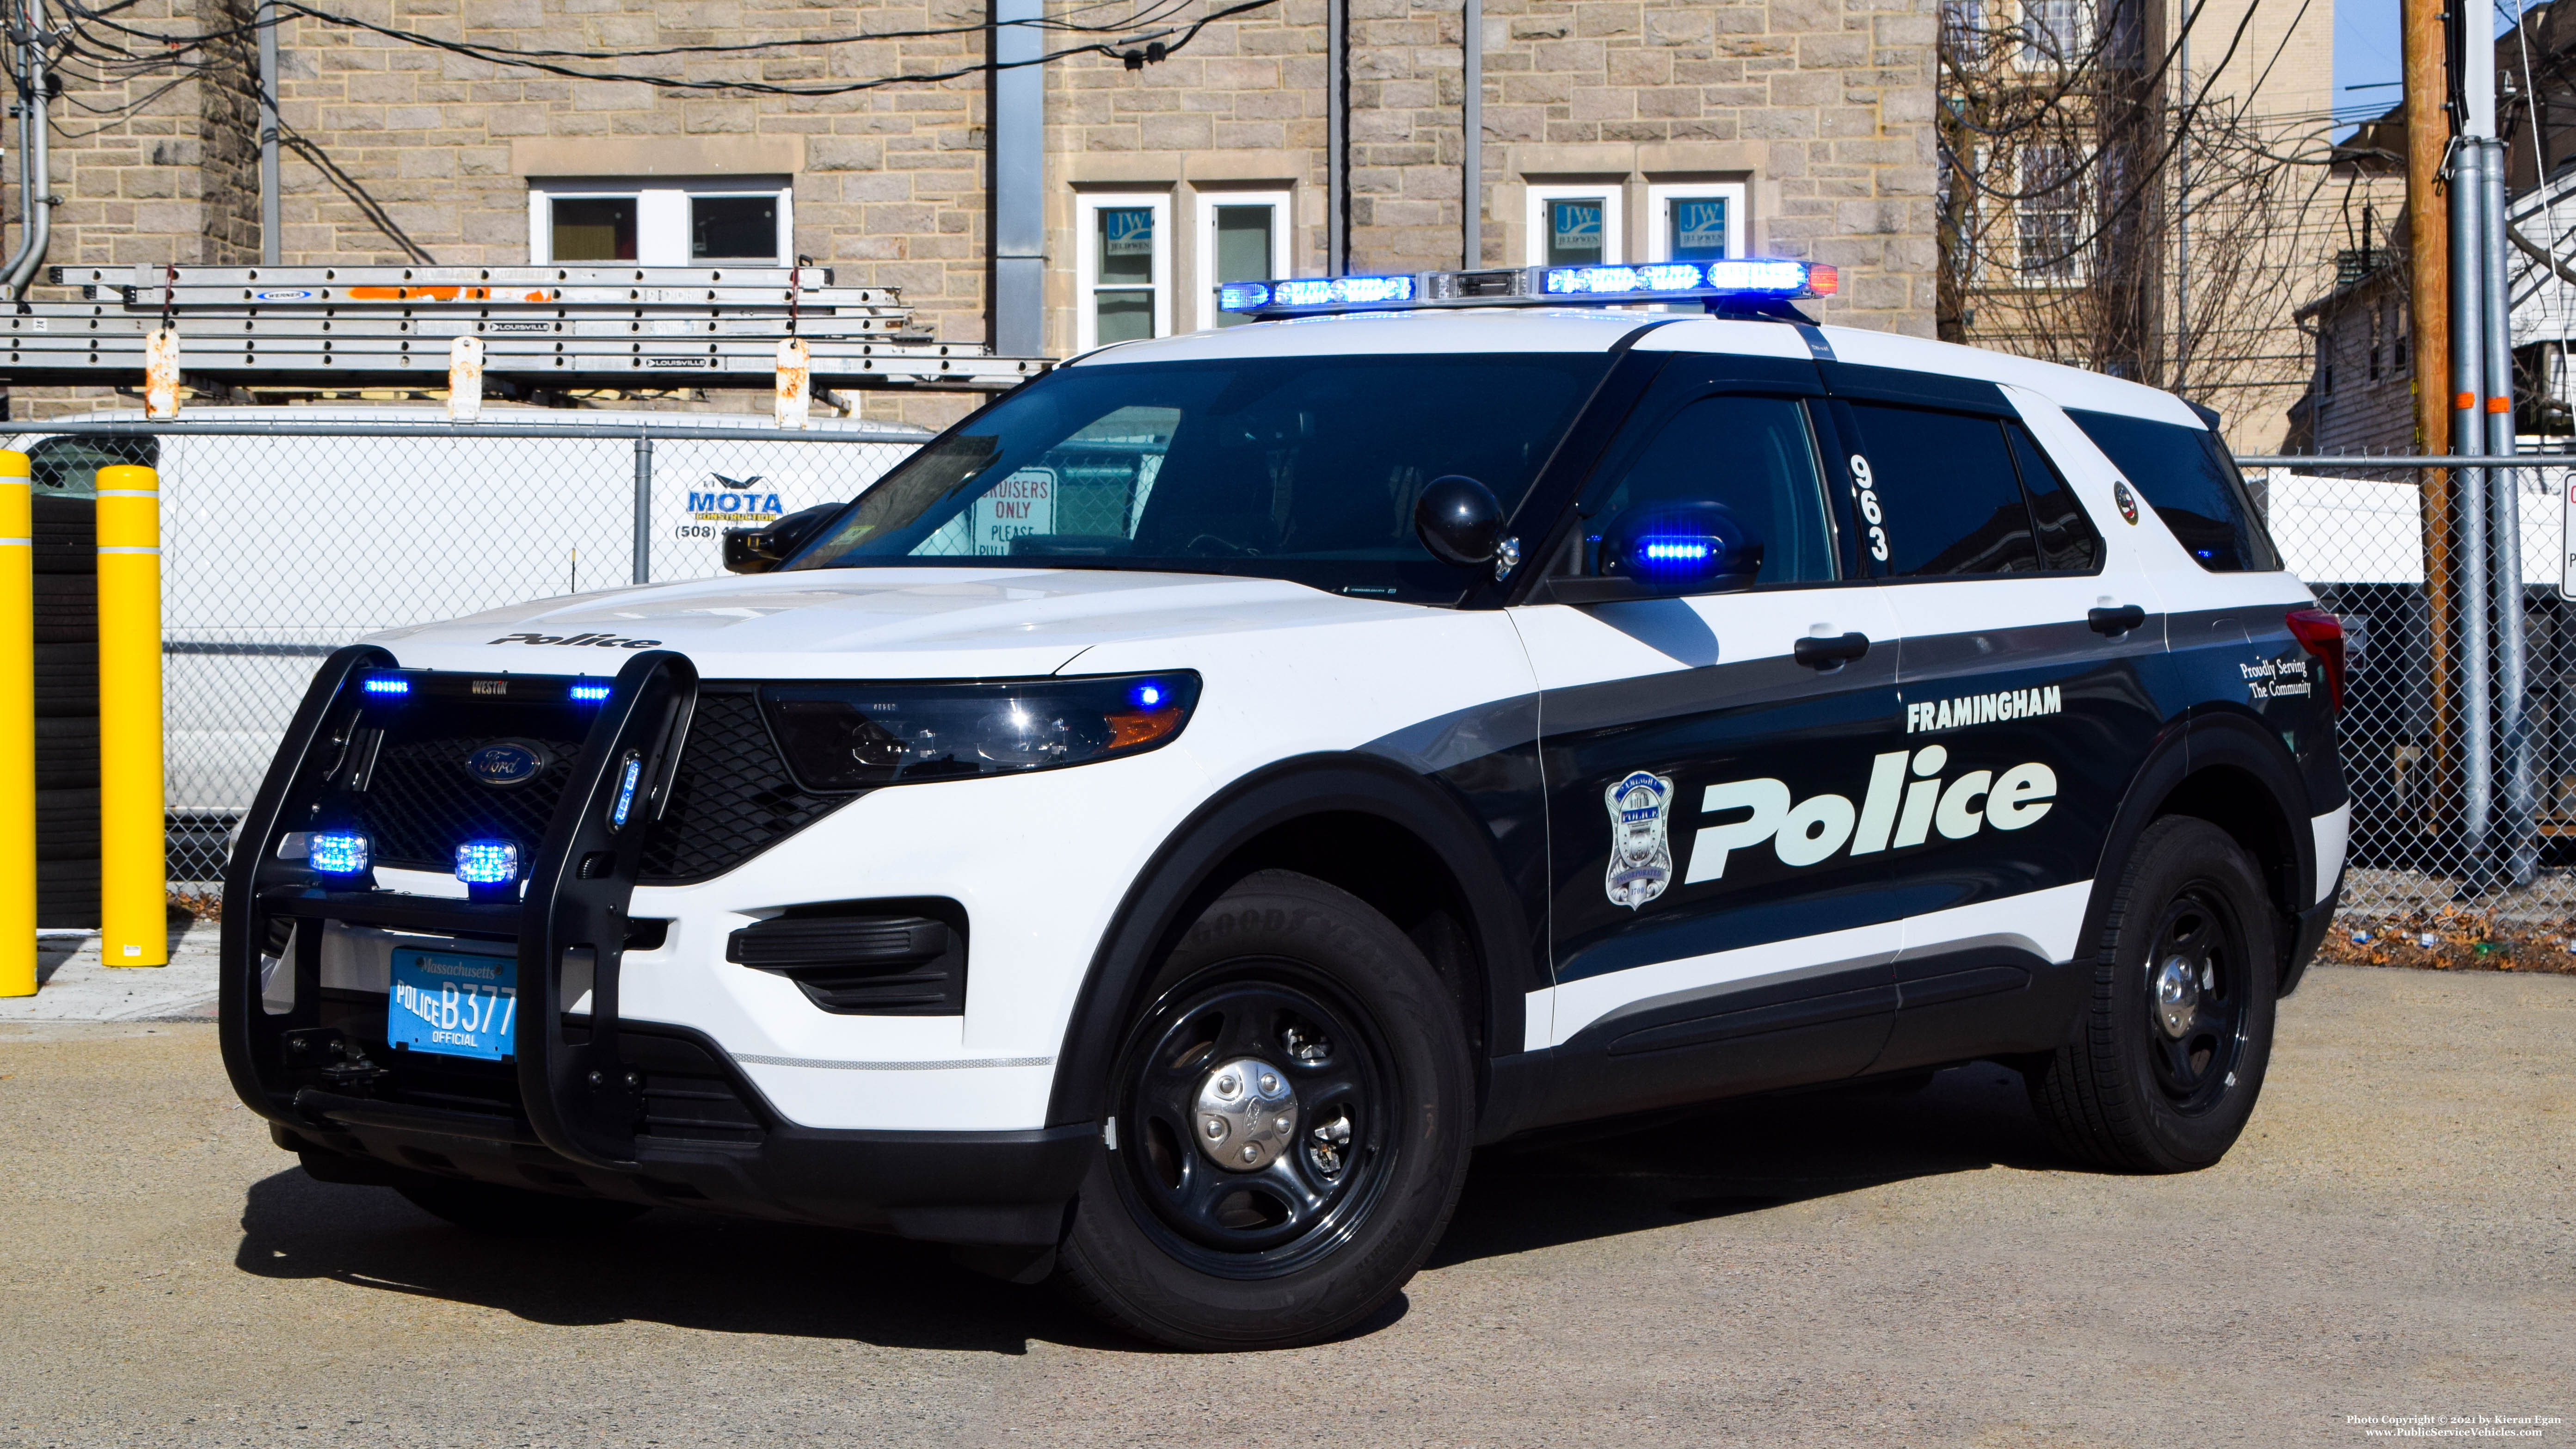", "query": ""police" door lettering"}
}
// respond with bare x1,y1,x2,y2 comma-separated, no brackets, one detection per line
1682,744,2056,882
